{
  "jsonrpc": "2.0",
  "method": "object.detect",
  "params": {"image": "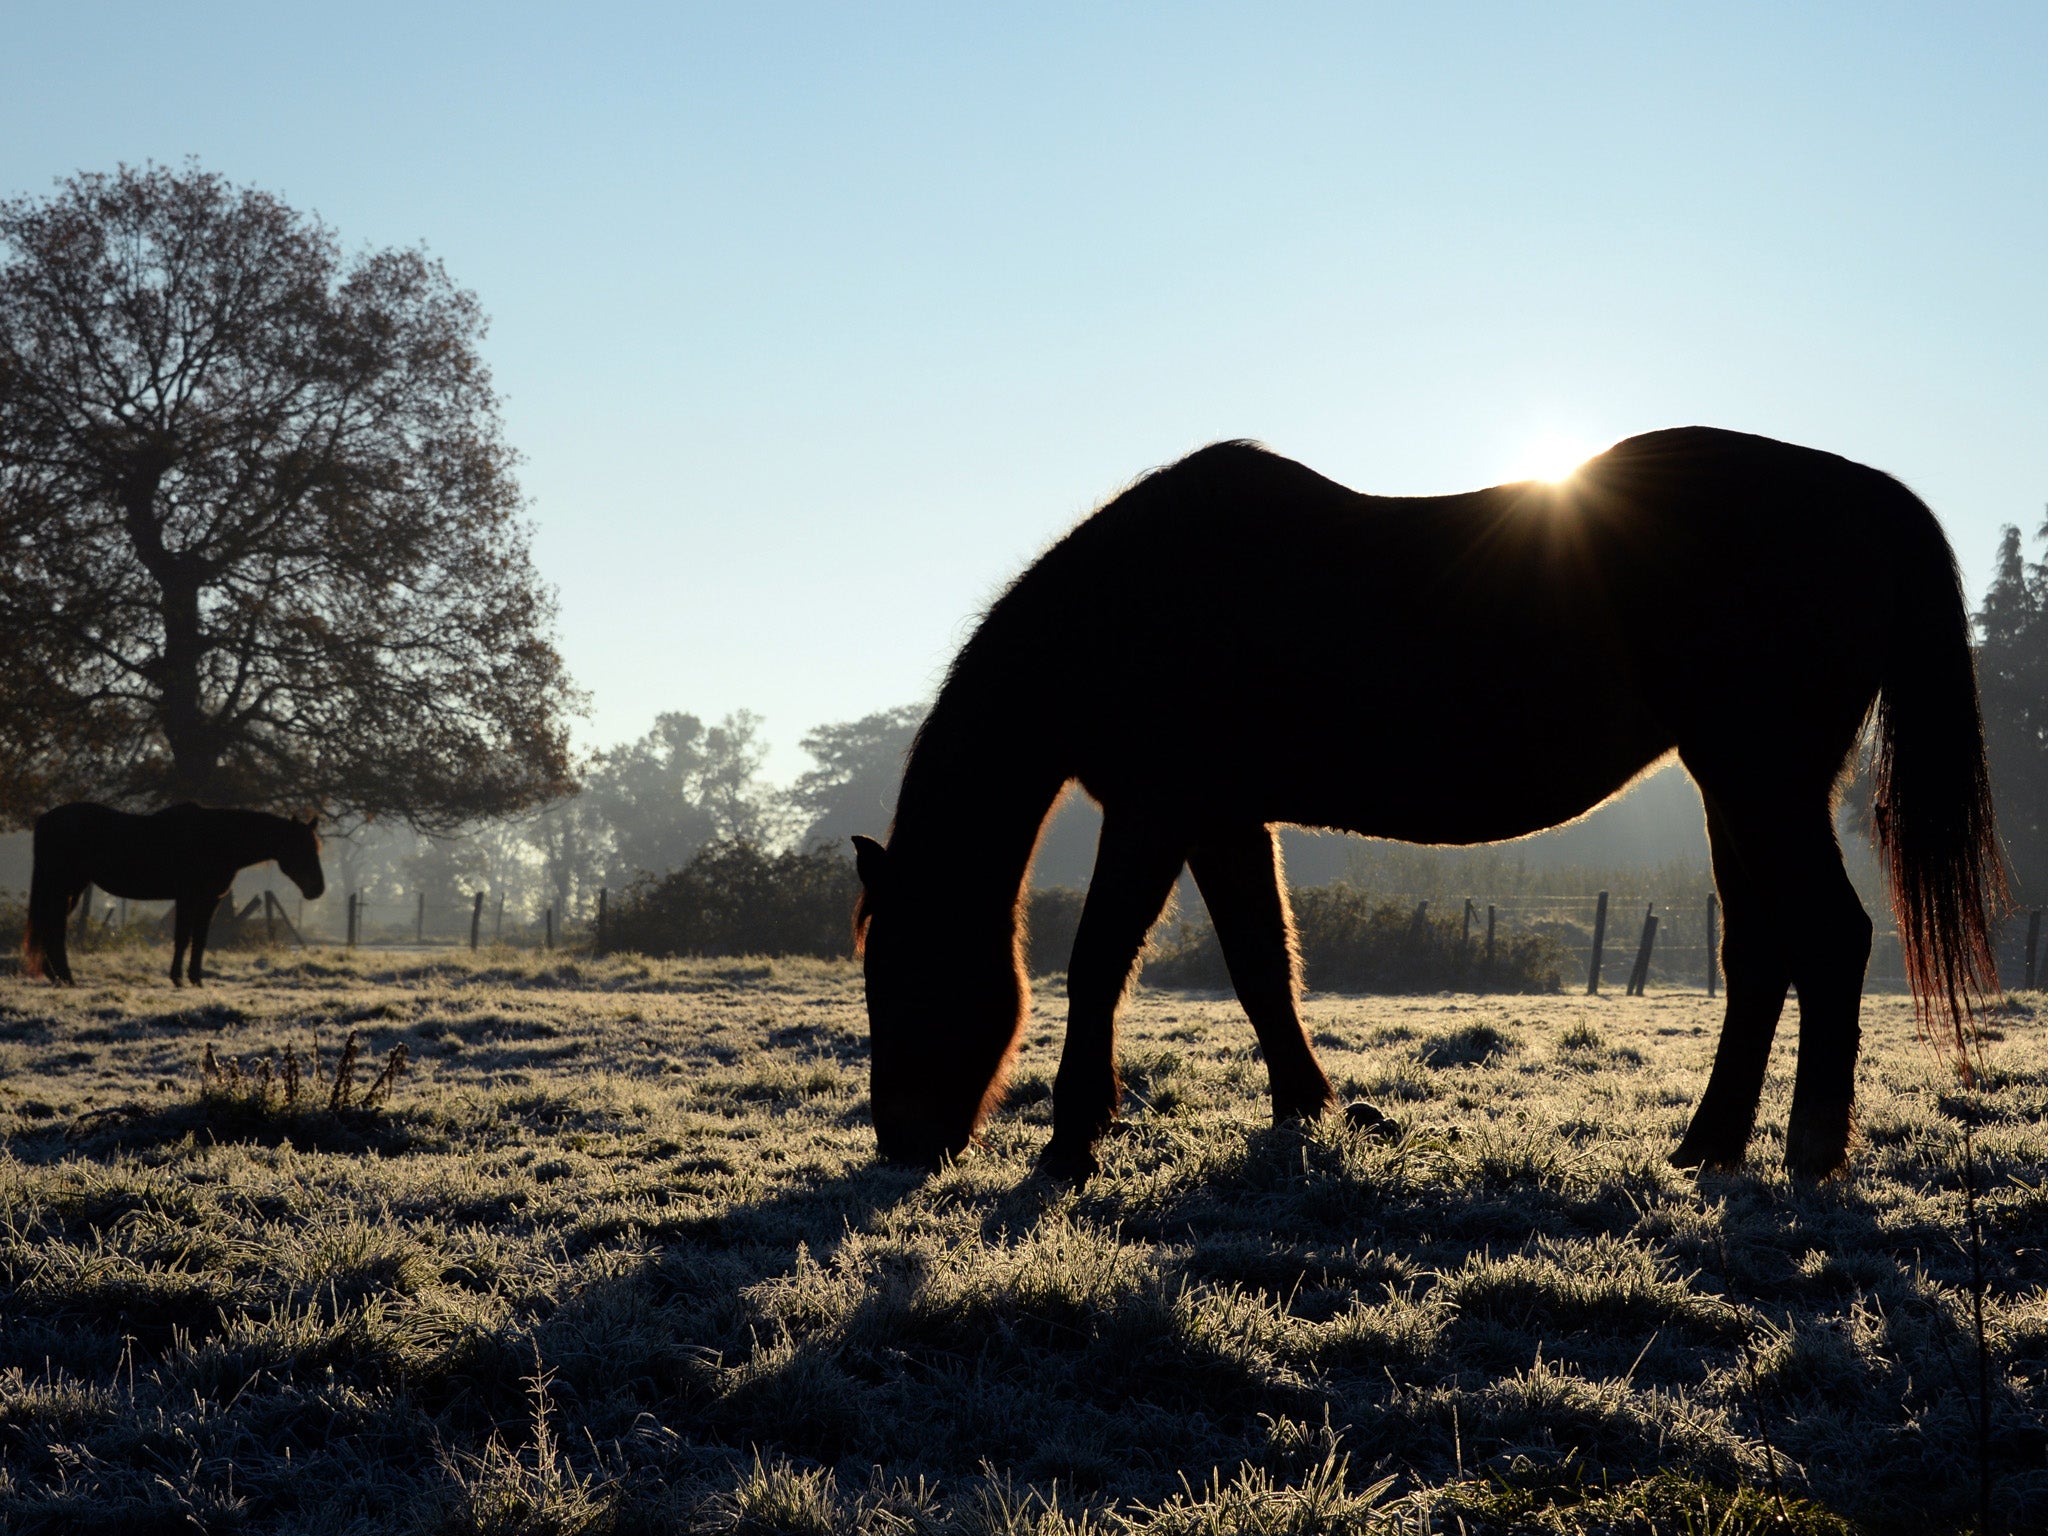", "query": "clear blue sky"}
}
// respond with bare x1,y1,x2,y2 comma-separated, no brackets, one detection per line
8,4,2047,782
